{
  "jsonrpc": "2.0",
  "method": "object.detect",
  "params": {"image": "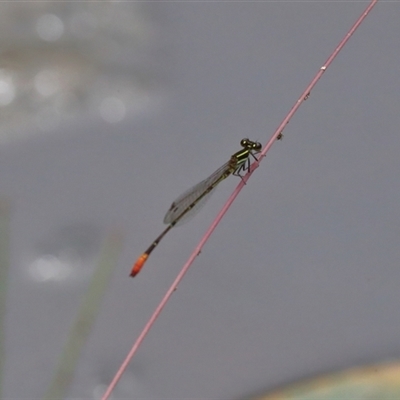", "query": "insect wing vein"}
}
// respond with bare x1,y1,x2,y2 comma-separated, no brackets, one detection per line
163,160,231,225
